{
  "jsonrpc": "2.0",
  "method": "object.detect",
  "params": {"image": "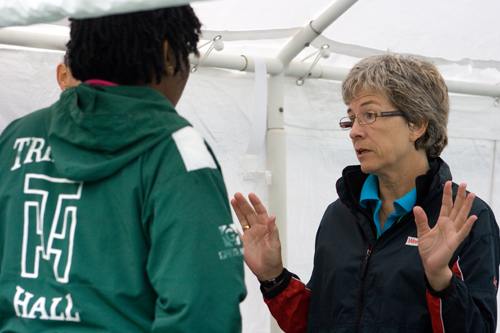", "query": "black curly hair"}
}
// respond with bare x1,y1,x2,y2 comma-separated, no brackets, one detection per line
66,5,201,85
